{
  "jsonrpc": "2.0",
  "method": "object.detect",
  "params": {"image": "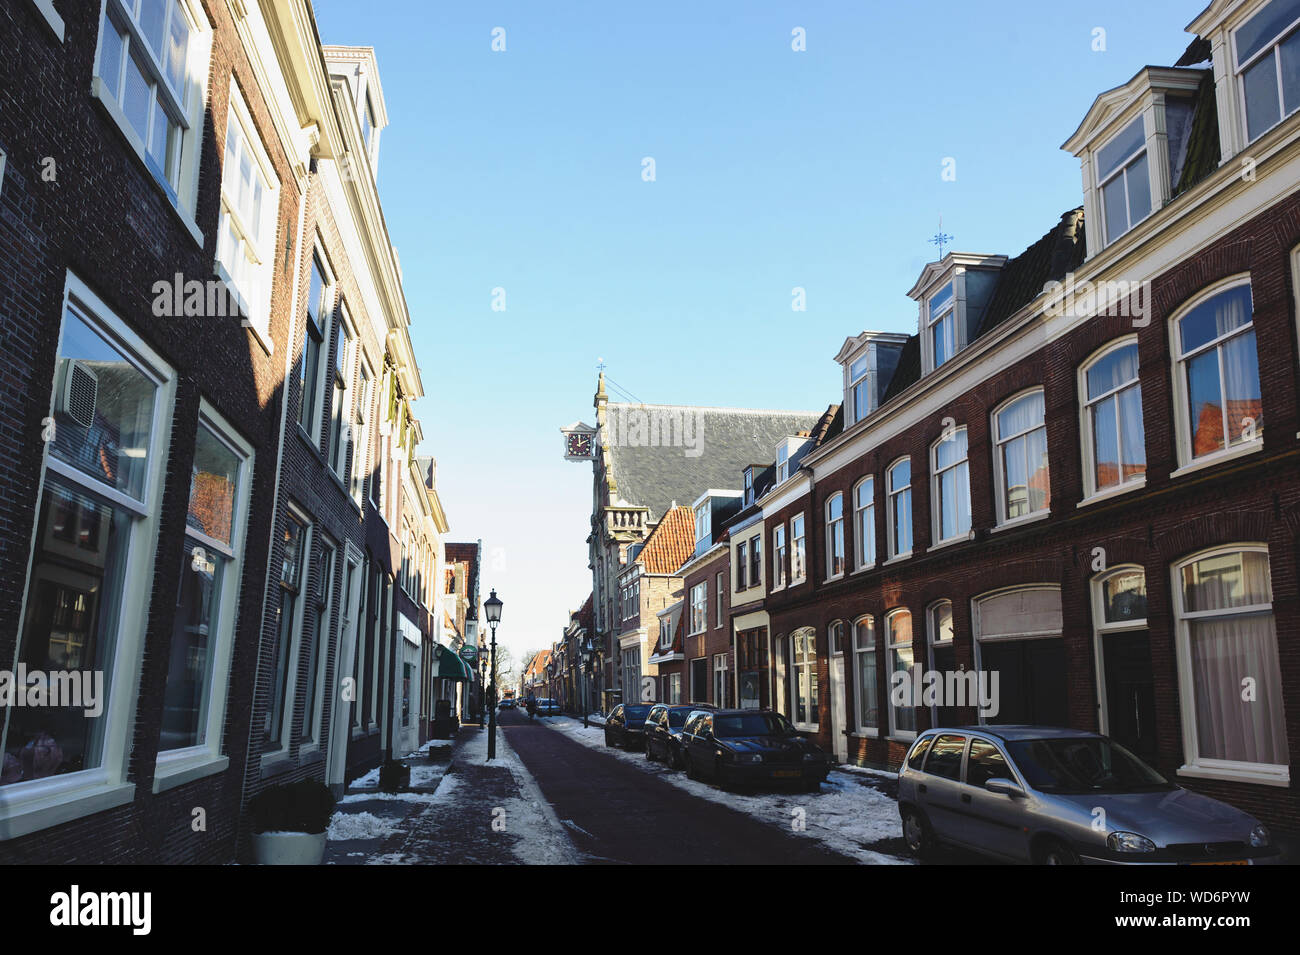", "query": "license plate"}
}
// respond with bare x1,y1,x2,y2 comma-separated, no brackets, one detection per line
772,770,801,778
1190,860,1248,865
